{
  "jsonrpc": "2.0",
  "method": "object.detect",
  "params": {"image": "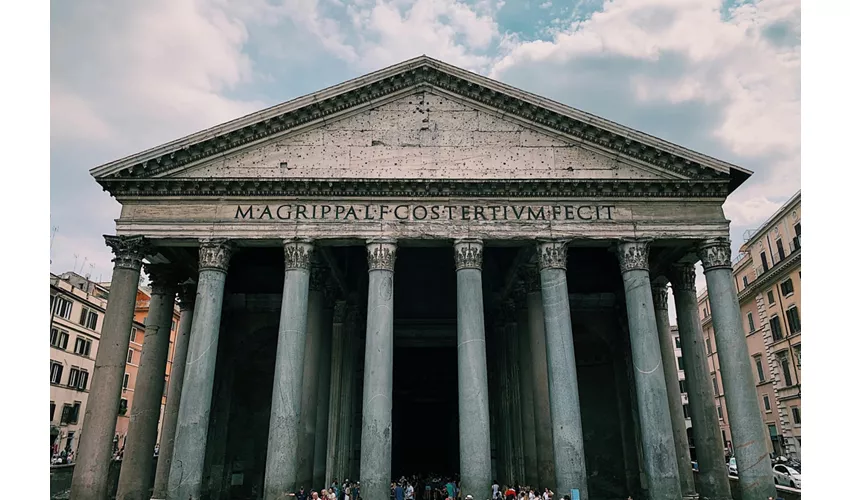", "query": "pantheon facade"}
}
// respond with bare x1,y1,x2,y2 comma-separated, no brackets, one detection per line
69,57,776,500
